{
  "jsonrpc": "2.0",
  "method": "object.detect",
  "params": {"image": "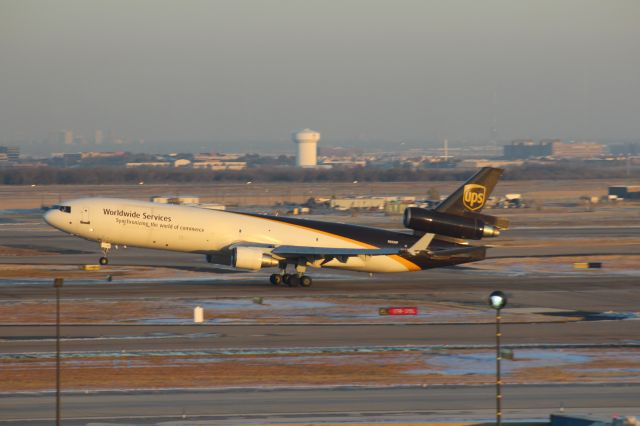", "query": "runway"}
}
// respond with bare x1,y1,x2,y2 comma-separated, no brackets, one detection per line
3,321,640,354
